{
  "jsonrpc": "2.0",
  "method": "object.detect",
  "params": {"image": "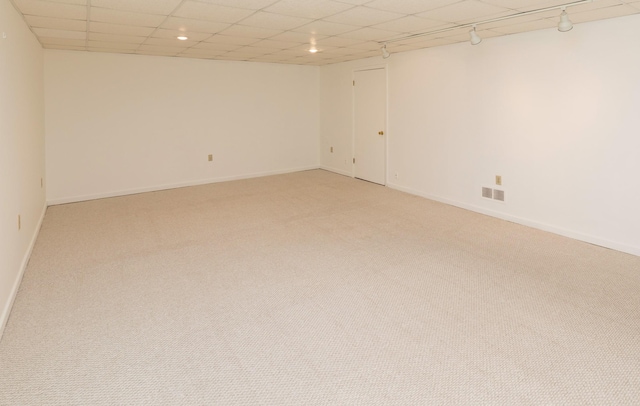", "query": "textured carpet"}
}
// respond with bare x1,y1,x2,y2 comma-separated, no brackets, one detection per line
1,169,639,405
